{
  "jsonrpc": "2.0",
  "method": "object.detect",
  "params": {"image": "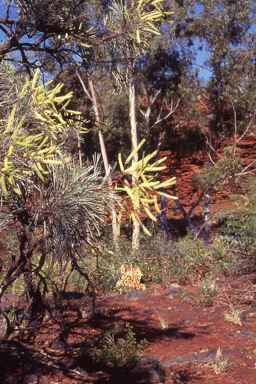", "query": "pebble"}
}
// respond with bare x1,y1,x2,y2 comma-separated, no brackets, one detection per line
128,289,149,299
230,332,255,338
162,348,240,368
162,349,218,367
0,302,13,311
2,293,19,303
164,287,182,296
145,367,163,383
